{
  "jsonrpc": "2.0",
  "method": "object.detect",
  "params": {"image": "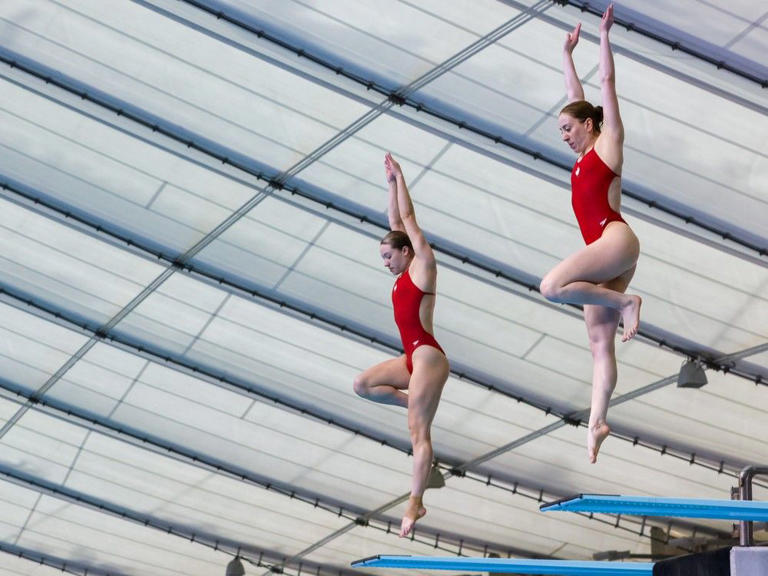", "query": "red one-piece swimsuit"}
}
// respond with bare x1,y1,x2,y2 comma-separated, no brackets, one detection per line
571,148,626,245
392,268,445,374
